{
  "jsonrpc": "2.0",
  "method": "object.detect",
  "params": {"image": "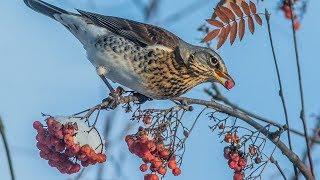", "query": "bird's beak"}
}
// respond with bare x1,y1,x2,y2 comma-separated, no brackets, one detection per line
214,70,235,90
